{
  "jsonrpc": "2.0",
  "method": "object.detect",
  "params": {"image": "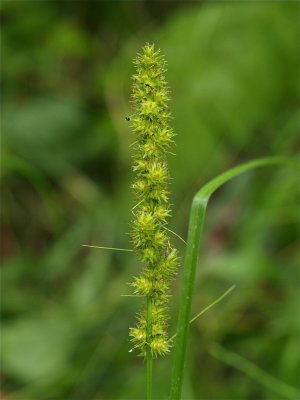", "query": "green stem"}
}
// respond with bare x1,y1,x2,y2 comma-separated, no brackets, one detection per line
170,195,206,400
170,157,288,400
146,296,153,400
